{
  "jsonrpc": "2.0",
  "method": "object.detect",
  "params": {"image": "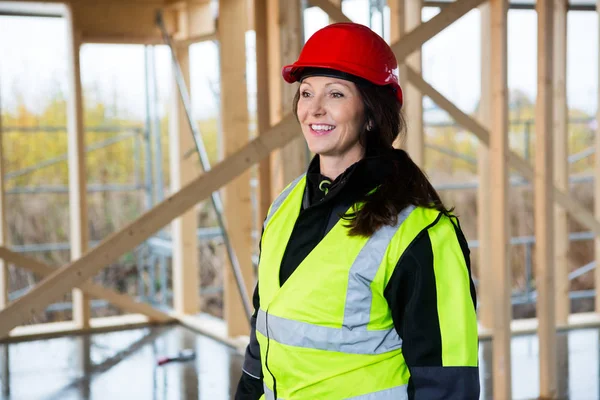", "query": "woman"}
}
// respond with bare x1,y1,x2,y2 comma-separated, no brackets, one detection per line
236,22,479,400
